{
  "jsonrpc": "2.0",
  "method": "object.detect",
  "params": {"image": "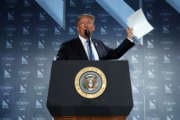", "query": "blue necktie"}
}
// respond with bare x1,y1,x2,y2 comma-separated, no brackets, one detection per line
86,39,95,60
